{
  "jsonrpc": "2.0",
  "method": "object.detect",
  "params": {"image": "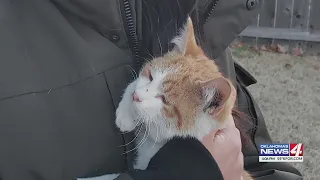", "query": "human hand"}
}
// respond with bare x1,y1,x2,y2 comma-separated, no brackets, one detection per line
201,116,244,180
